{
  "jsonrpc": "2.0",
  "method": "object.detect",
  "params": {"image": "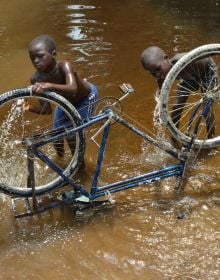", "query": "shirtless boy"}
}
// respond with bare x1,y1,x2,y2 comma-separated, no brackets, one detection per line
140,46,216,139
24,34,99,157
